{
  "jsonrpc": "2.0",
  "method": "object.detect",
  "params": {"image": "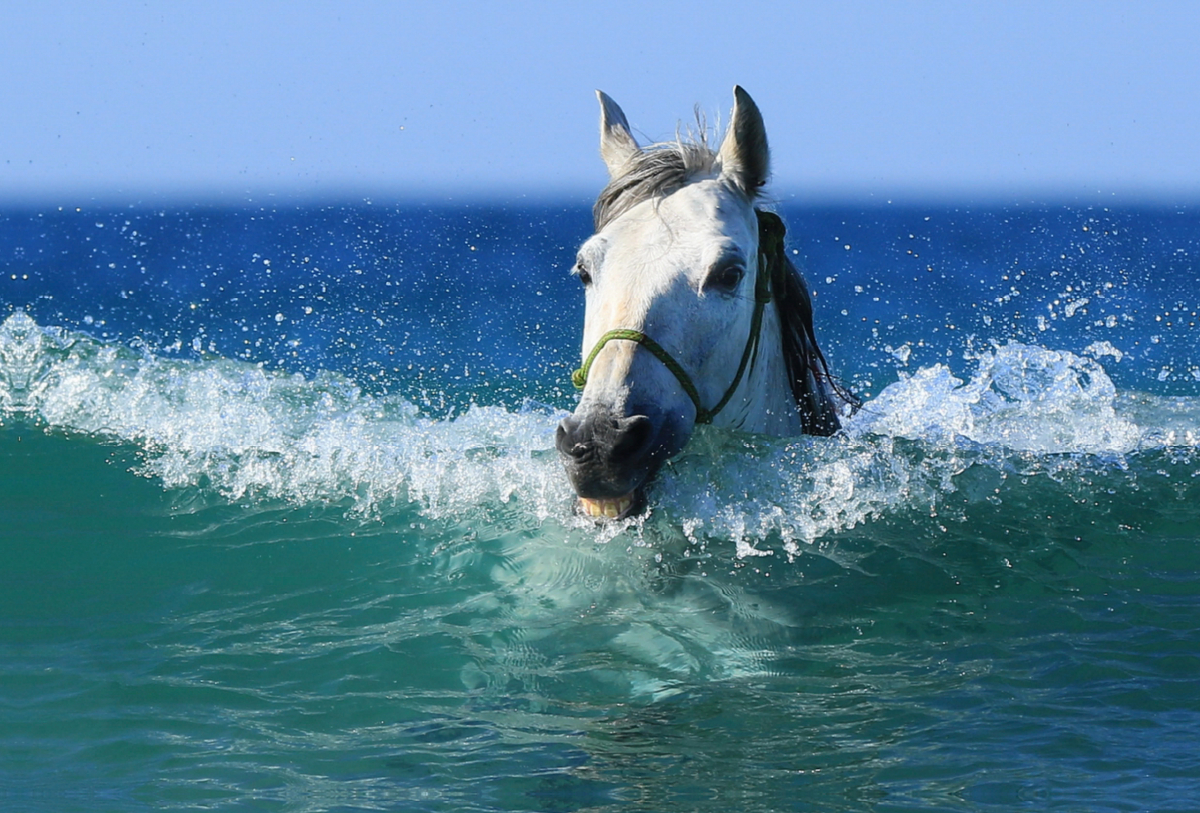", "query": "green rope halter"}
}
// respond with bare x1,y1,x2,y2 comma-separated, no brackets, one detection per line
571,209,787,425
